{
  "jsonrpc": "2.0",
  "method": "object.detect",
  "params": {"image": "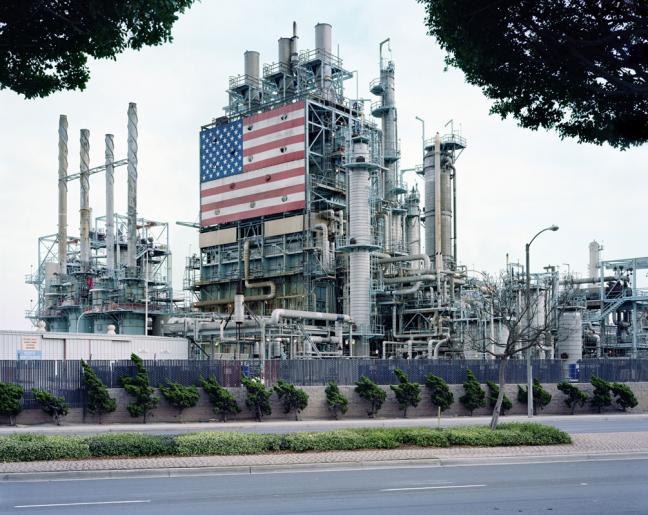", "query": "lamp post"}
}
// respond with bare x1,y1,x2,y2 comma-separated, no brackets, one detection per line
525,225,559,417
